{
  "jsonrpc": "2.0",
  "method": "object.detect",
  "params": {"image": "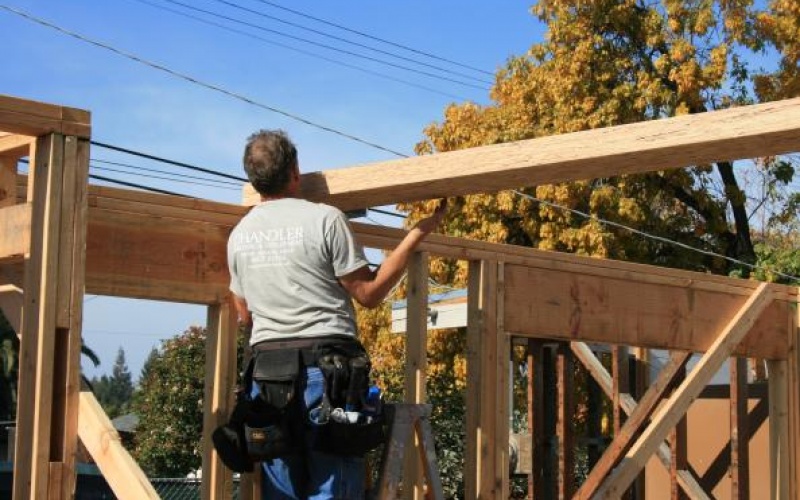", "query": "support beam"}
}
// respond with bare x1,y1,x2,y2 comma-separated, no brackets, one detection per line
0,133,34,157
555,343,574,500
730,357,750,499
202,301,239,500
0,203,31,262
0,94,90,137
495,263,510,499
574,351,692,499
526,340,545,499
595,282,773,497
768,359,791,499
403,251,428,500
78,392,159,499
465,260,499,499
241,98,800,210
